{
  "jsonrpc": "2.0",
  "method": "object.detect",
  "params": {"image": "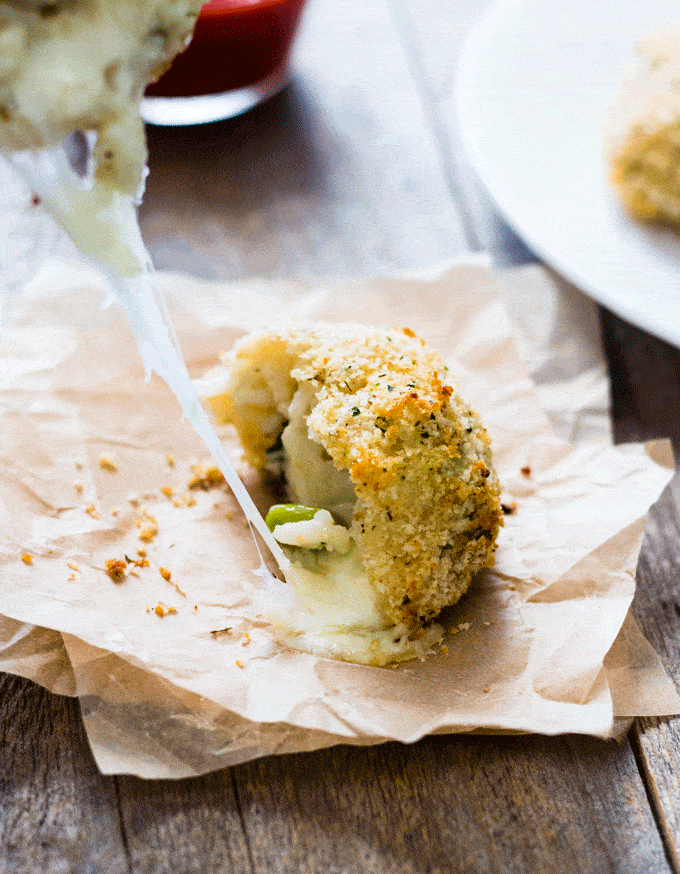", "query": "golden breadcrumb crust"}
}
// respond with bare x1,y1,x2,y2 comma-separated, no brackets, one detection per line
611,119,680,227
204,324,502,629
607,23,680,228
